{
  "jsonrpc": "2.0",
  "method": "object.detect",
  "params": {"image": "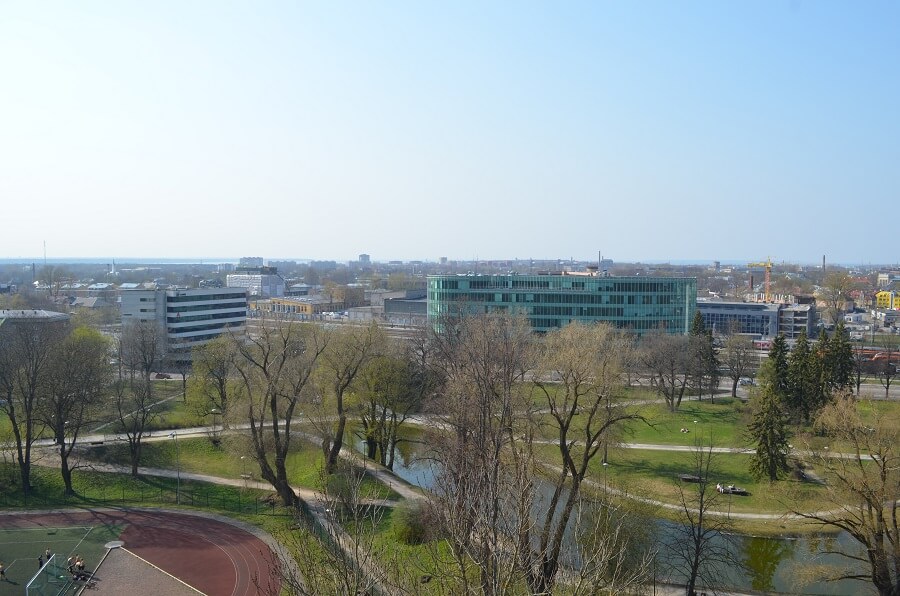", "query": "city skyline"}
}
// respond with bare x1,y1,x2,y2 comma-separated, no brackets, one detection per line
2,2,898,264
